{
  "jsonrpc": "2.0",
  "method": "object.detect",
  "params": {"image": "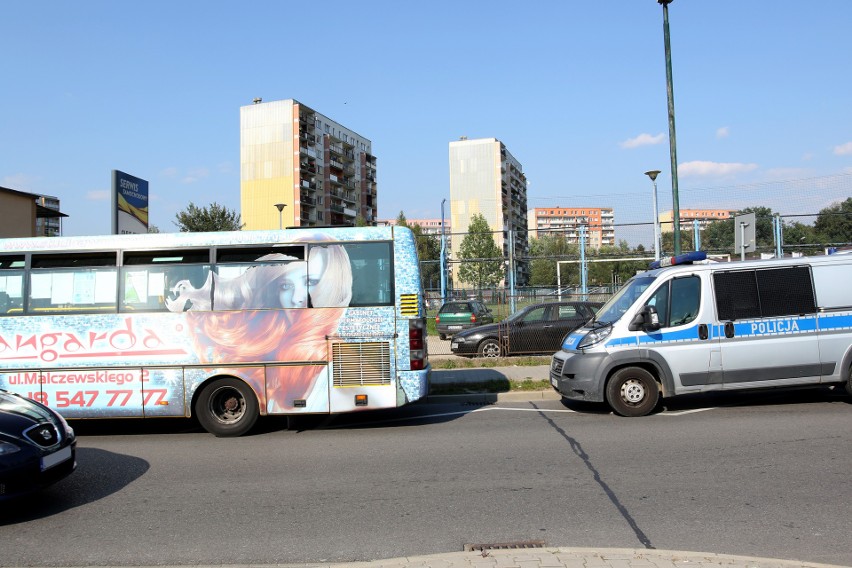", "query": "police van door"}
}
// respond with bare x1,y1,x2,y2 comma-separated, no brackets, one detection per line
640,274,721,392
712,266,821,390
